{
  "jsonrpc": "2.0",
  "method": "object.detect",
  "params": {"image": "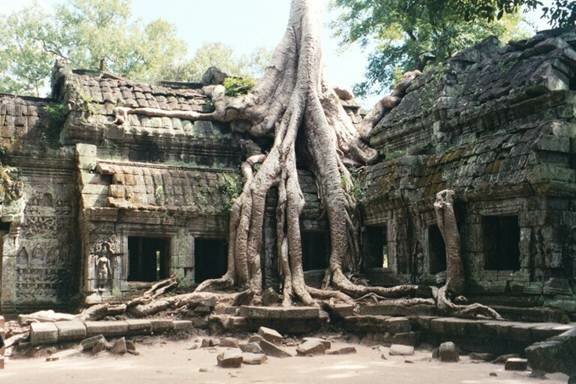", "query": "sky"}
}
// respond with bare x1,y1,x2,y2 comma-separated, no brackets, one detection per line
0,0,554,106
